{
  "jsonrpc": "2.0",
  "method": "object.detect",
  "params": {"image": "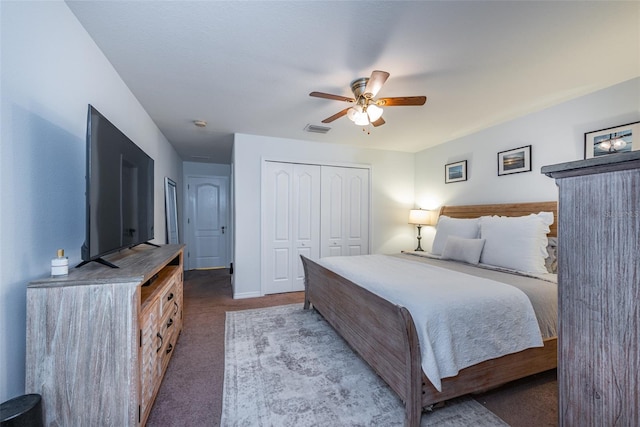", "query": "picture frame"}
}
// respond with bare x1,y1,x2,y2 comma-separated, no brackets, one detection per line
584,121,640,159
445,160,467,183
497,145,531,176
